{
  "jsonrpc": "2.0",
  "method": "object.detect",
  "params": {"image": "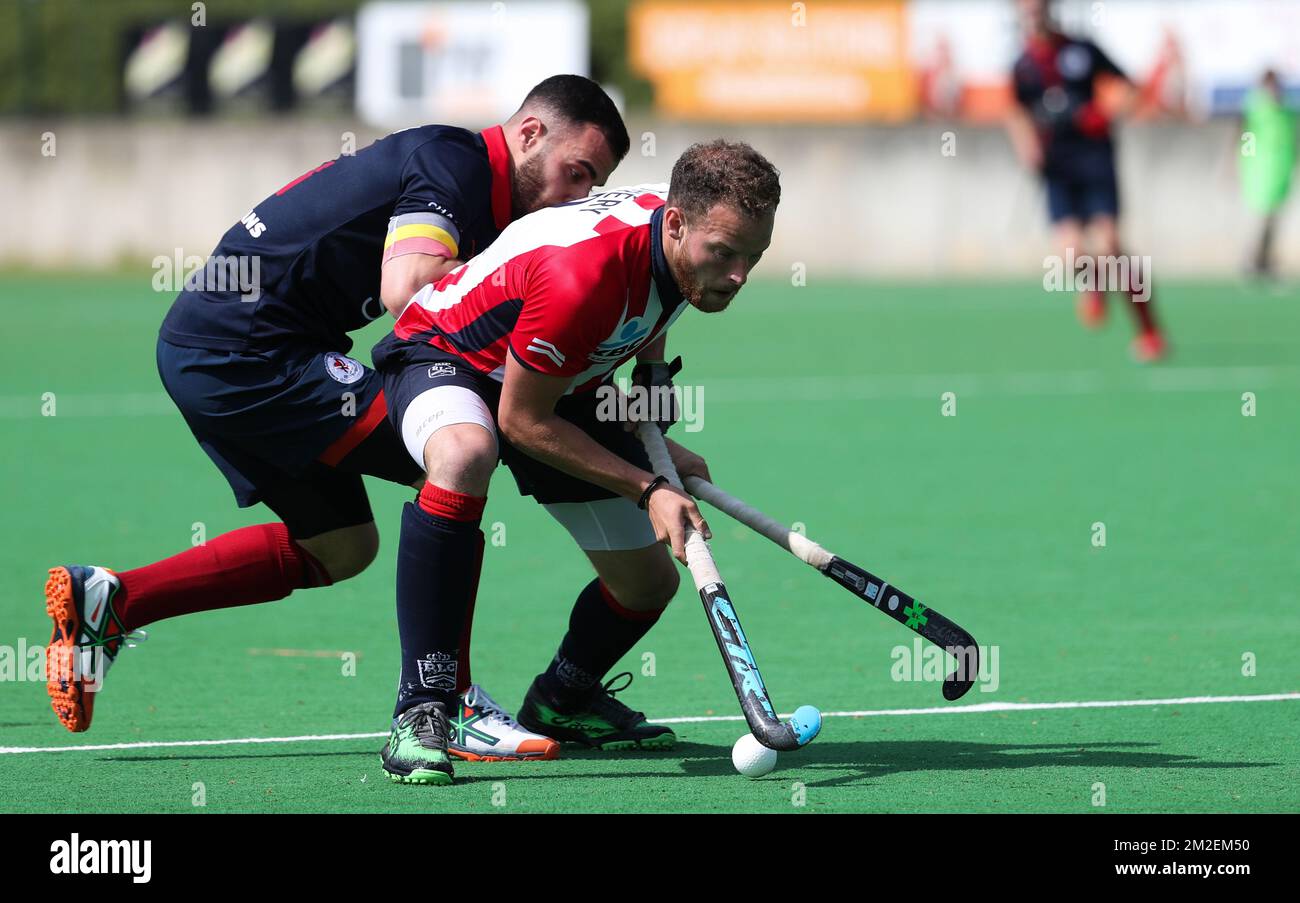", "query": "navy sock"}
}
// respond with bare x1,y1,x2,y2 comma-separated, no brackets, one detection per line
543,578,662,705
393,484,485,719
